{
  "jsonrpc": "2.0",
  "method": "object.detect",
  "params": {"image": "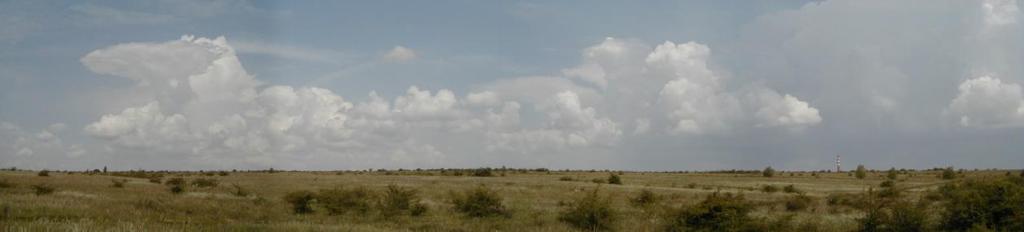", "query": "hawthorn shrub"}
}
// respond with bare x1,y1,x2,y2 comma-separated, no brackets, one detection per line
785,194,814,212
450,185,509,217
318,187,375,215
607,173,622,185
664,192,755,232
32,184,55,196
379,185,427,217
191,178,218,188
782,184,800,194
630,189,658,207
283,190,316,214
558,188,616,231
938,176,1024,231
